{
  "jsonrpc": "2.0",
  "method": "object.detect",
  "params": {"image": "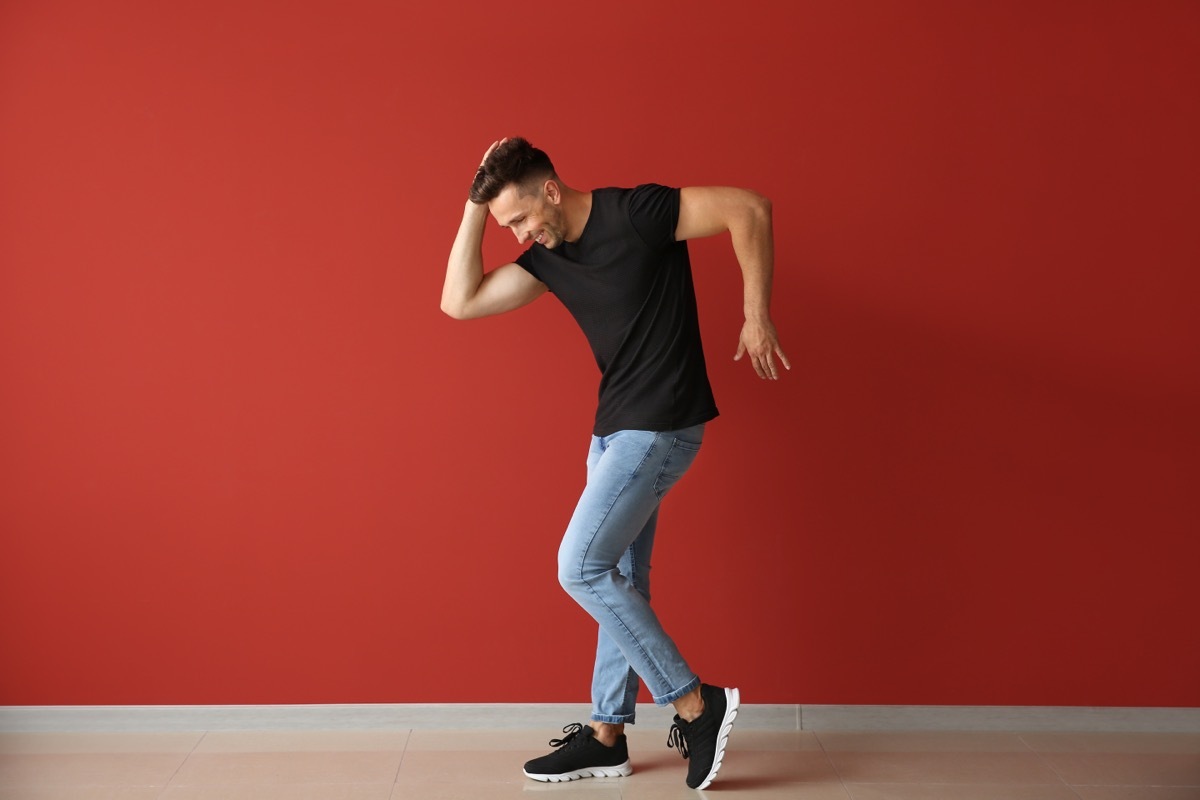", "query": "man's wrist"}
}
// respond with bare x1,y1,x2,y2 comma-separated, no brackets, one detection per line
744,308,772,325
